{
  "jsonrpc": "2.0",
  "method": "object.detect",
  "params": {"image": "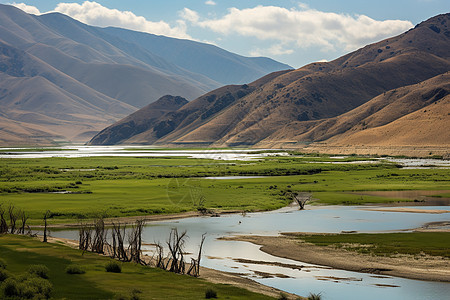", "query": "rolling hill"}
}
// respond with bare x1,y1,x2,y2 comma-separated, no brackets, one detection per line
90,13,450,154
0,4,290,145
